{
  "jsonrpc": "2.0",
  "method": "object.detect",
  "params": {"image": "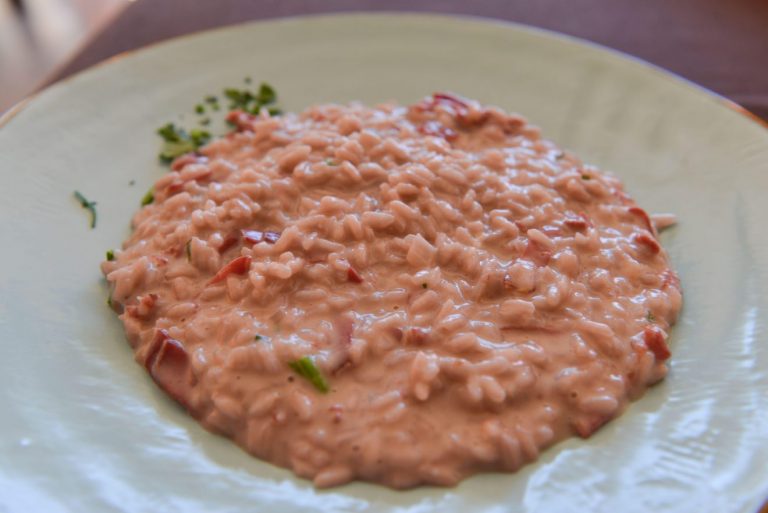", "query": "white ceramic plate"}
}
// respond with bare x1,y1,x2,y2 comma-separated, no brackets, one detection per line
1,14,767,513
